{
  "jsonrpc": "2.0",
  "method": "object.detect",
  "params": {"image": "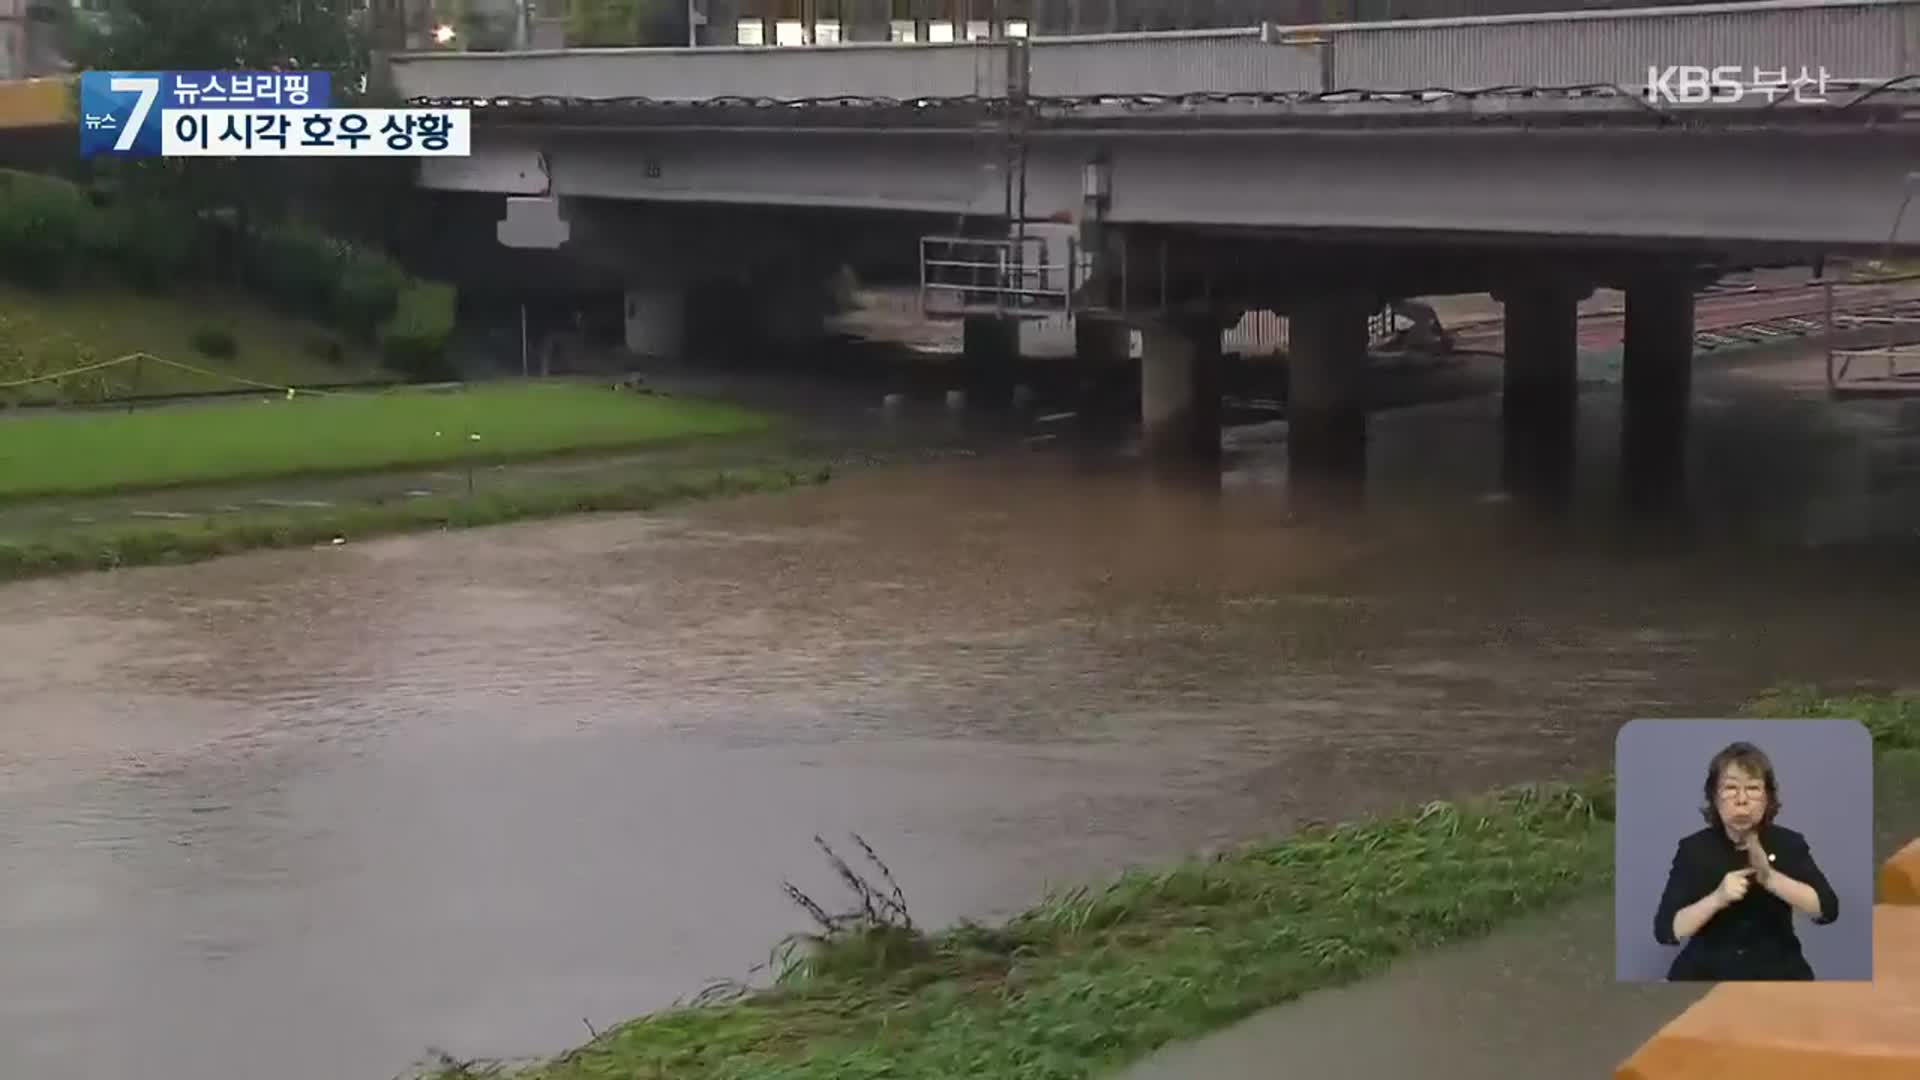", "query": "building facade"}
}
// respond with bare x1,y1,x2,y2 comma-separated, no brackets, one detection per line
0,0,67,80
